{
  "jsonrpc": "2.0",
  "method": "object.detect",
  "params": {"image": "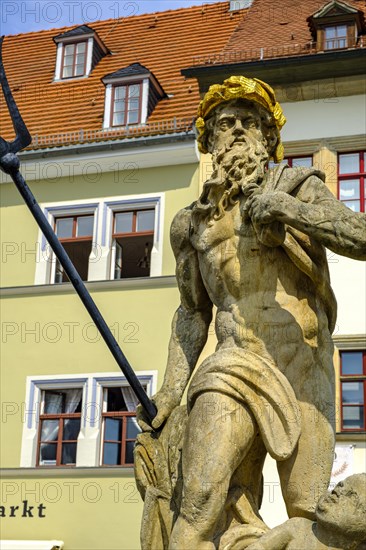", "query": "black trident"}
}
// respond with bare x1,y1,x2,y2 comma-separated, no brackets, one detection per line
0,36,157,424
